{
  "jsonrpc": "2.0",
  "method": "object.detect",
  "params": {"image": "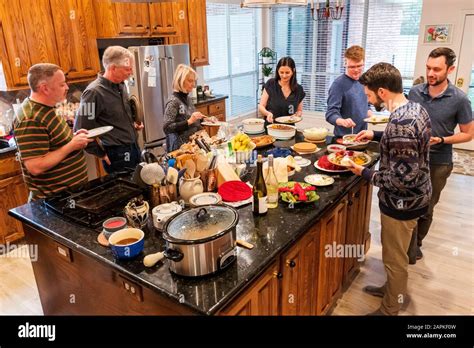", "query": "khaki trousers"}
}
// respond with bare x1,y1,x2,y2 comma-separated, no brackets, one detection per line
380,213,418,315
